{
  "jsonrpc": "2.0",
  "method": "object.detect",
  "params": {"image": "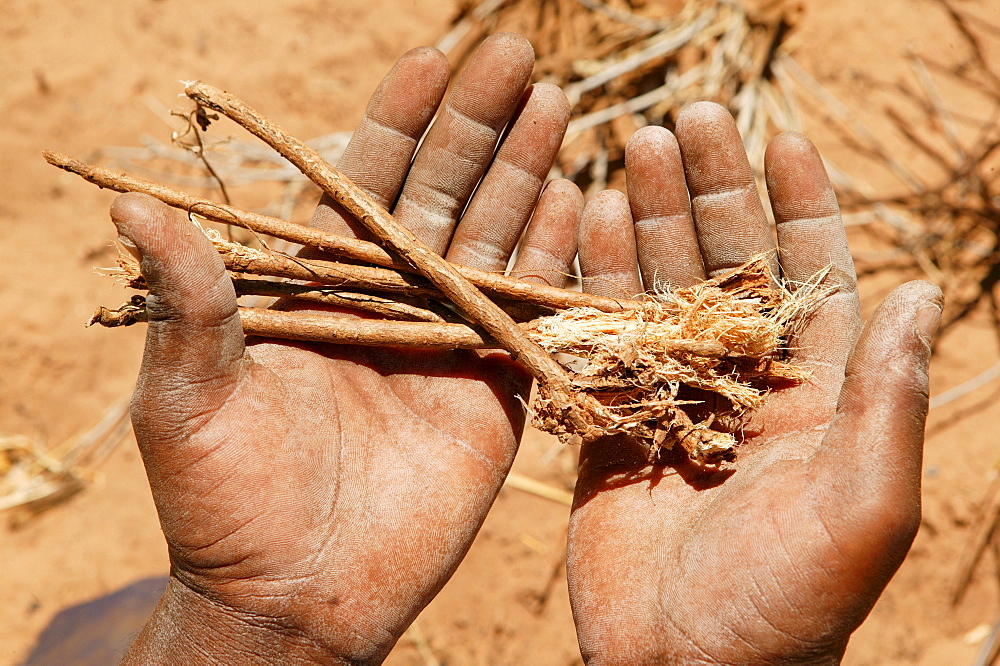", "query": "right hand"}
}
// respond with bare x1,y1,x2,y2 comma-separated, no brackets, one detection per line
566,104,941,664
